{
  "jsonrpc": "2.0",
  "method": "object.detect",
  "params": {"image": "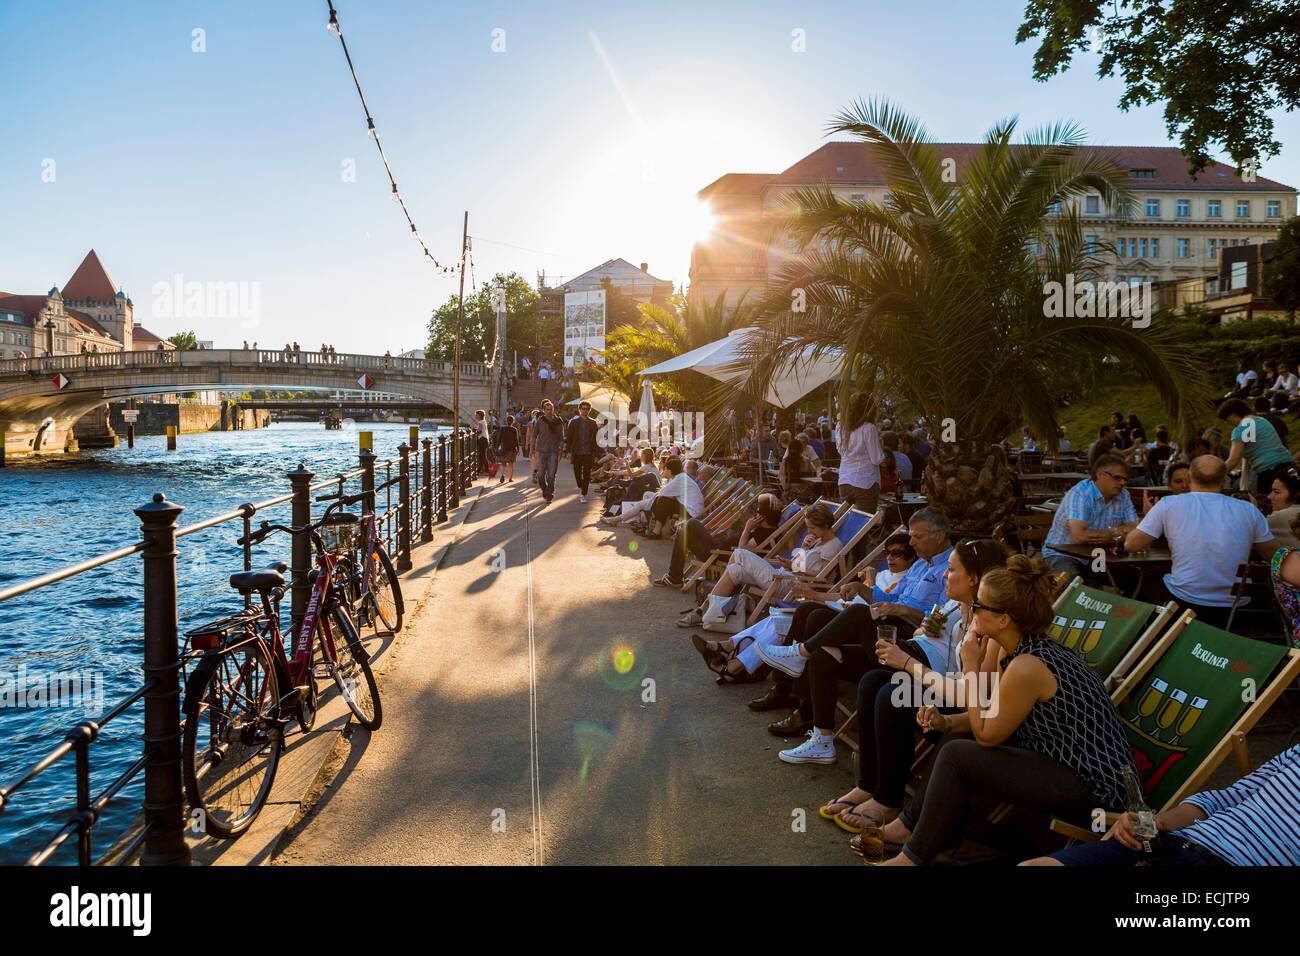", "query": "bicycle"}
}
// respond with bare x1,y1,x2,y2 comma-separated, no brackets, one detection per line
180,504,383,839
318,489,404,635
